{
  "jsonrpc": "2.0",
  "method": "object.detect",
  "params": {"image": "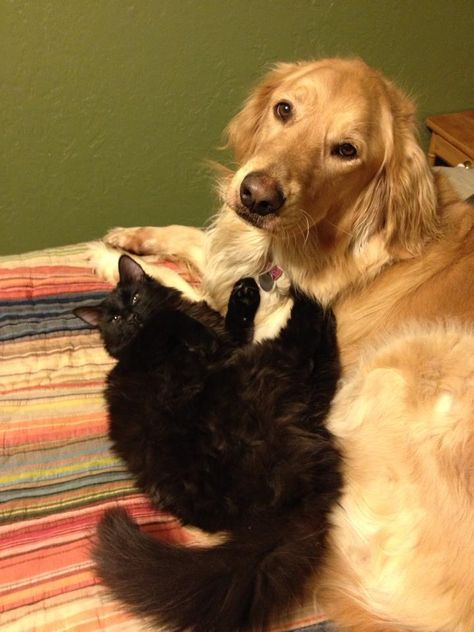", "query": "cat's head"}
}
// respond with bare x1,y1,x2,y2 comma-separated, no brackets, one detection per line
74,256,162,358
